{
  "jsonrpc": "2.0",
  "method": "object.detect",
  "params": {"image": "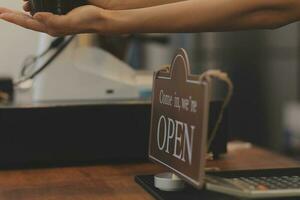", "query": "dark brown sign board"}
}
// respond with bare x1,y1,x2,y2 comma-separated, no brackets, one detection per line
149,48,210,189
